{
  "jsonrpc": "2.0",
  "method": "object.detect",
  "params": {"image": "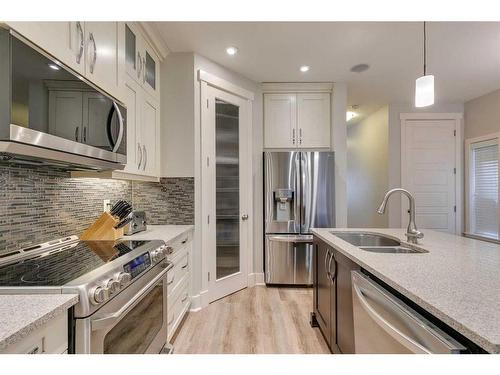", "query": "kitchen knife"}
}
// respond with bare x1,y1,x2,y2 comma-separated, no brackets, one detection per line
114,217,133,229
